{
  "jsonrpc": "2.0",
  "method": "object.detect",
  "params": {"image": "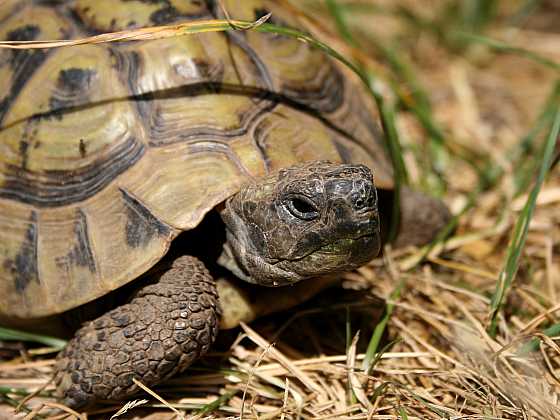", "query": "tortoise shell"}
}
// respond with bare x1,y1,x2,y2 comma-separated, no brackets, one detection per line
0,0,393,319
